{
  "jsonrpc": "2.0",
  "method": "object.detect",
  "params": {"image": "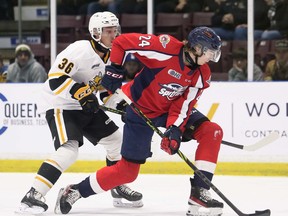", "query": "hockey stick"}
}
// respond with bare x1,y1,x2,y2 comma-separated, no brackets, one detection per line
99,105,278,152
115,88,271,216
222,132,279,151
99,105,126,115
